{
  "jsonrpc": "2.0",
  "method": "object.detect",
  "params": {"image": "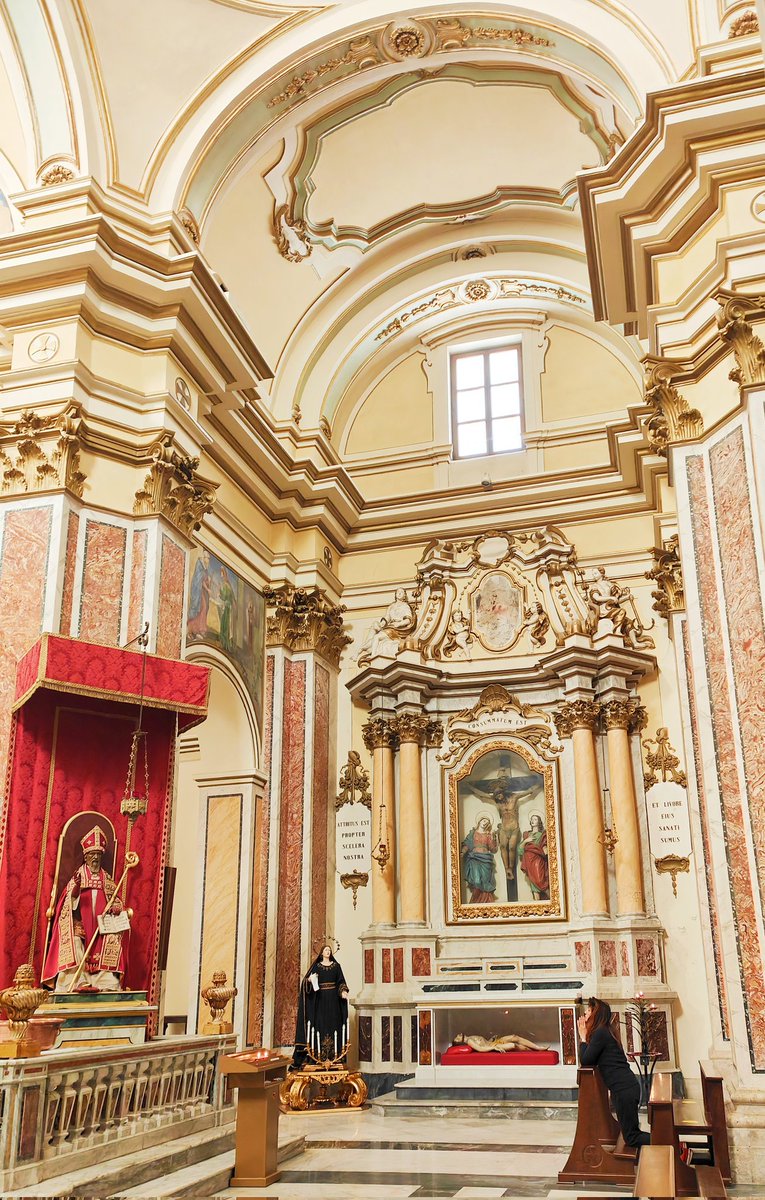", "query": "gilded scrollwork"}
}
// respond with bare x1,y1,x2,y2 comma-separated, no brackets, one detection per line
0,404,86,499
273,204,313,262
646,536,684,620
643,727,687,790
133,437,217,535
335,750,371,811
263,583,351,666
441,685,560,767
